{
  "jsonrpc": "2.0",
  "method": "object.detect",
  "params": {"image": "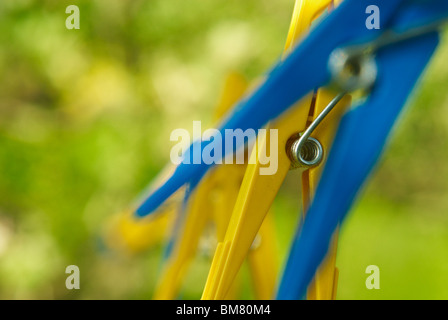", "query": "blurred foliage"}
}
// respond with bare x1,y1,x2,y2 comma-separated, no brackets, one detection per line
0,0,447,299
